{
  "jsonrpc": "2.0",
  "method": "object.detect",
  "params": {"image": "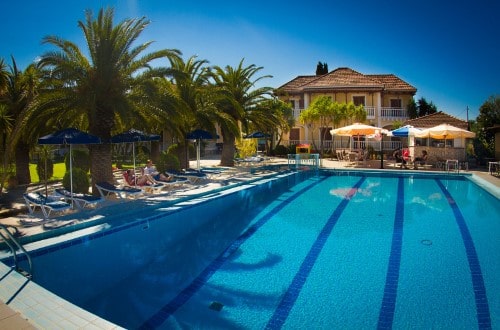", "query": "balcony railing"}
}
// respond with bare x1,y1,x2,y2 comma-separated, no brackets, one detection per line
291,106,407,120
380,107,407,119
